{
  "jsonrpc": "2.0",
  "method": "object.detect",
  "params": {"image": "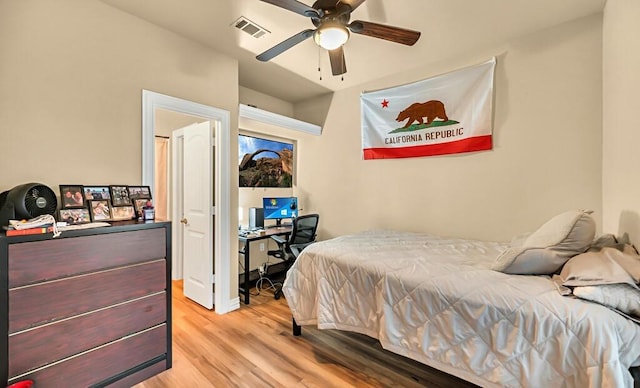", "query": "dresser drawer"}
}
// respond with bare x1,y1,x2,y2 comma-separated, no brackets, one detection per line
8,228,166,288
9,292,166,378
8,324,167,388
9,260,166,333
103,360,168,388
